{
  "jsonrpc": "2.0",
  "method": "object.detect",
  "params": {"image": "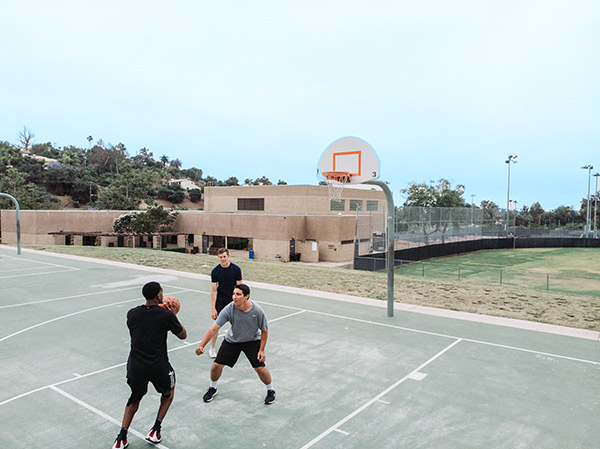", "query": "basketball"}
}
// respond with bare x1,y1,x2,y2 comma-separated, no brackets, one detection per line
160,296,181,314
